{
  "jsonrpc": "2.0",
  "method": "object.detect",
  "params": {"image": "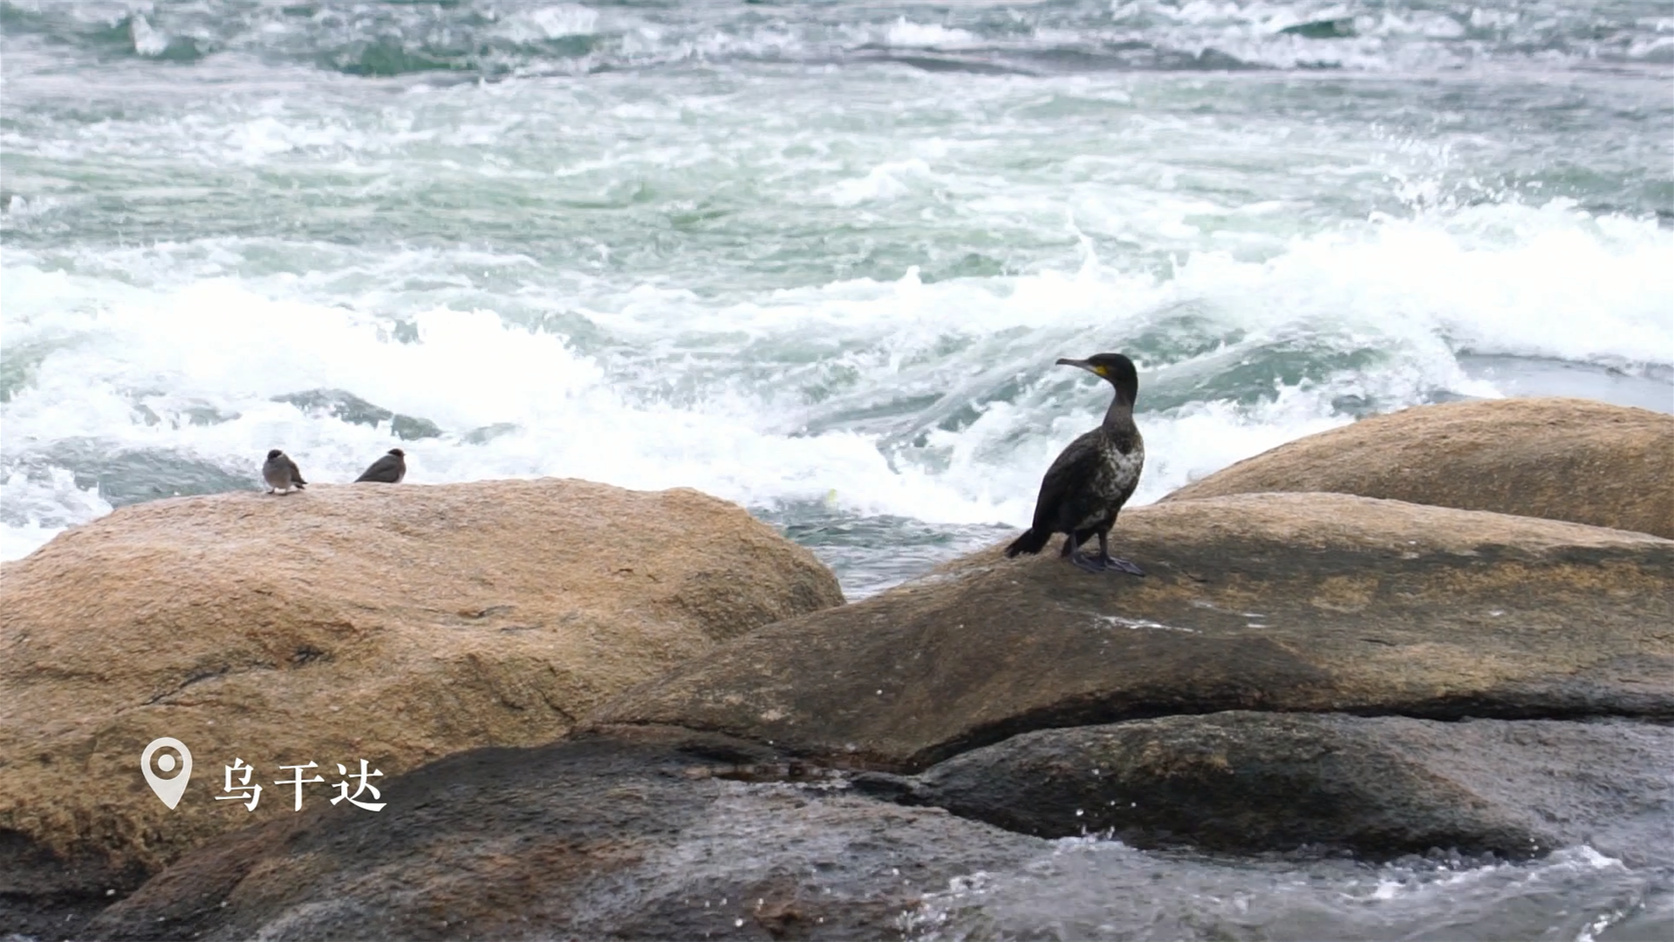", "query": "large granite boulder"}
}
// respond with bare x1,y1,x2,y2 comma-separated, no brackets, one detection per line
594,492,1674,770
862,713,1674,862
1162,398,1674,538
83,726,1046,941
0,480,842,892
